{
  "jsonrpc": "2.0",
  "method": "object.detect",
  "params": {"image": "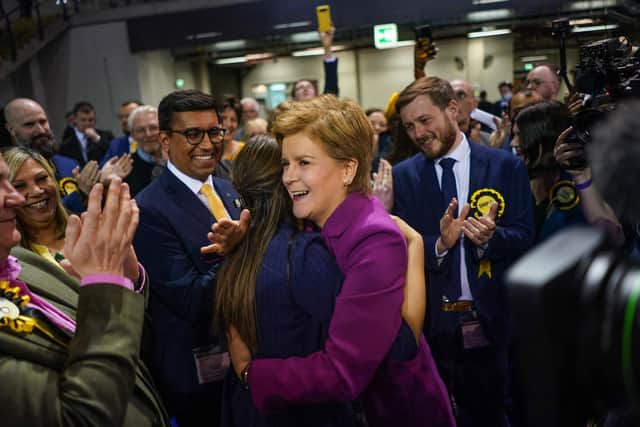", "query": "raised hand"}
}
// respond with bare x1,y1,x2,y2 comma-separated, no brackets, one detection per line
200,209,251,255
62,177,139,279
72,160,100,194
462,202,498,246
100,154,134,186
489,112,511,149
437,198,470,254
372,158,394,212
